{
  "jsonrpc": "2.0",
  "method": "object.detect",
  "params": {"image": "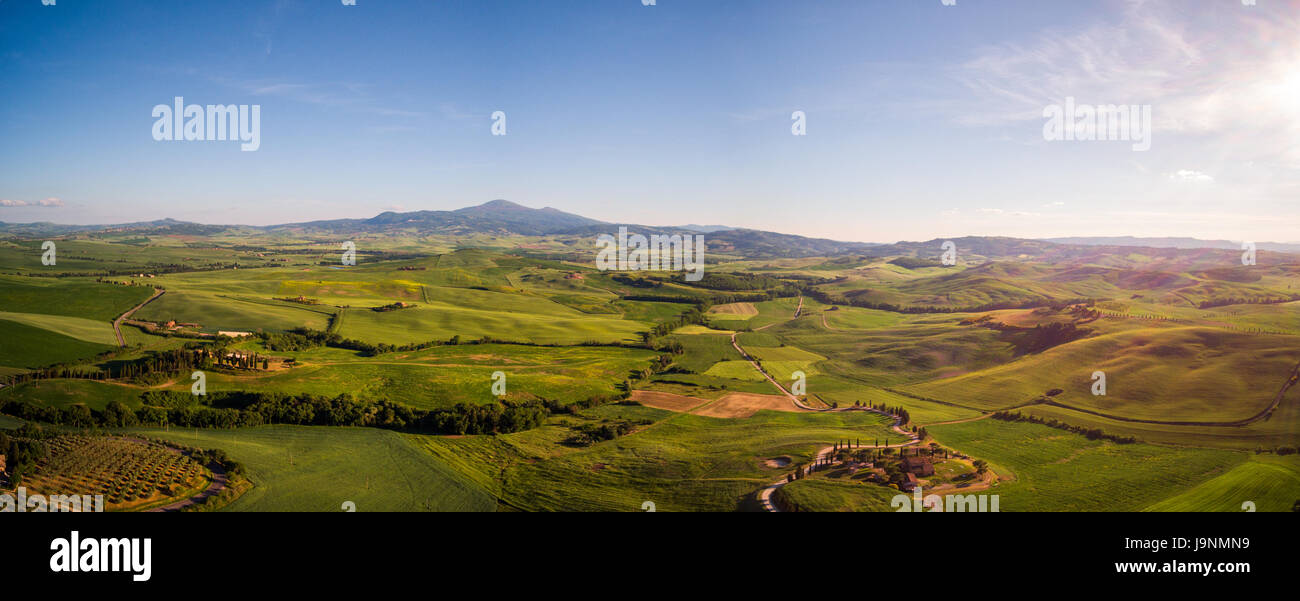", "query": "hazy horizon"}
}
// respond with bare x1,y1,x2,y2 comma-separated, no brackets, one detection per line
6,198,1300,248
